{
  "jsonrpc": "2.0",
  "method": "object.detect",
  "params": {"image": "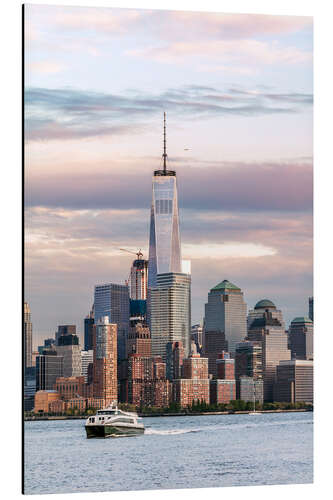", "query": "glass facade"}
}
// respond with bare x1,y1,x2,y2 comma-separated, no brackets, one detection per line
94,283,130,361
150,273,191,360
148,174,181,289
